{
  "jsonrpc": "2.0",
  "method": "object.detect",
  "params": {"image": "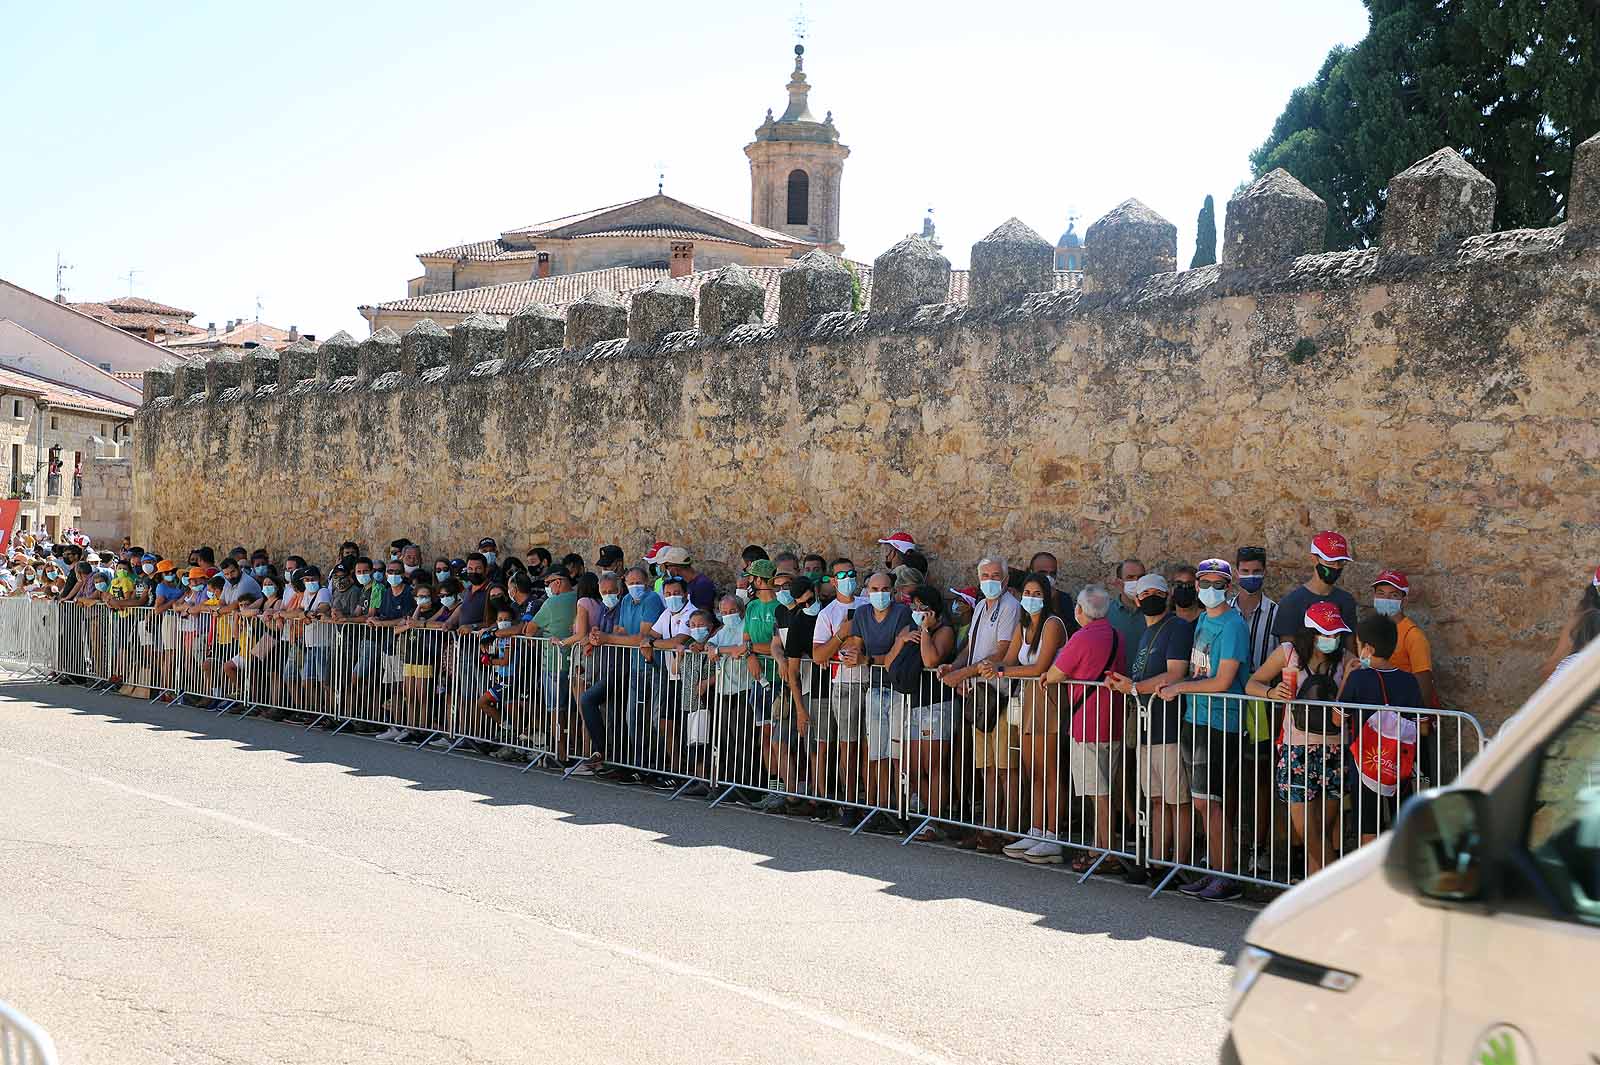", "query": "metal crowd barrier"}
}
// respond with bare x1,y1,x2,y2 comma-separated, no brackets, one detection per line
0,598,1490,897
0,998,58,1065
